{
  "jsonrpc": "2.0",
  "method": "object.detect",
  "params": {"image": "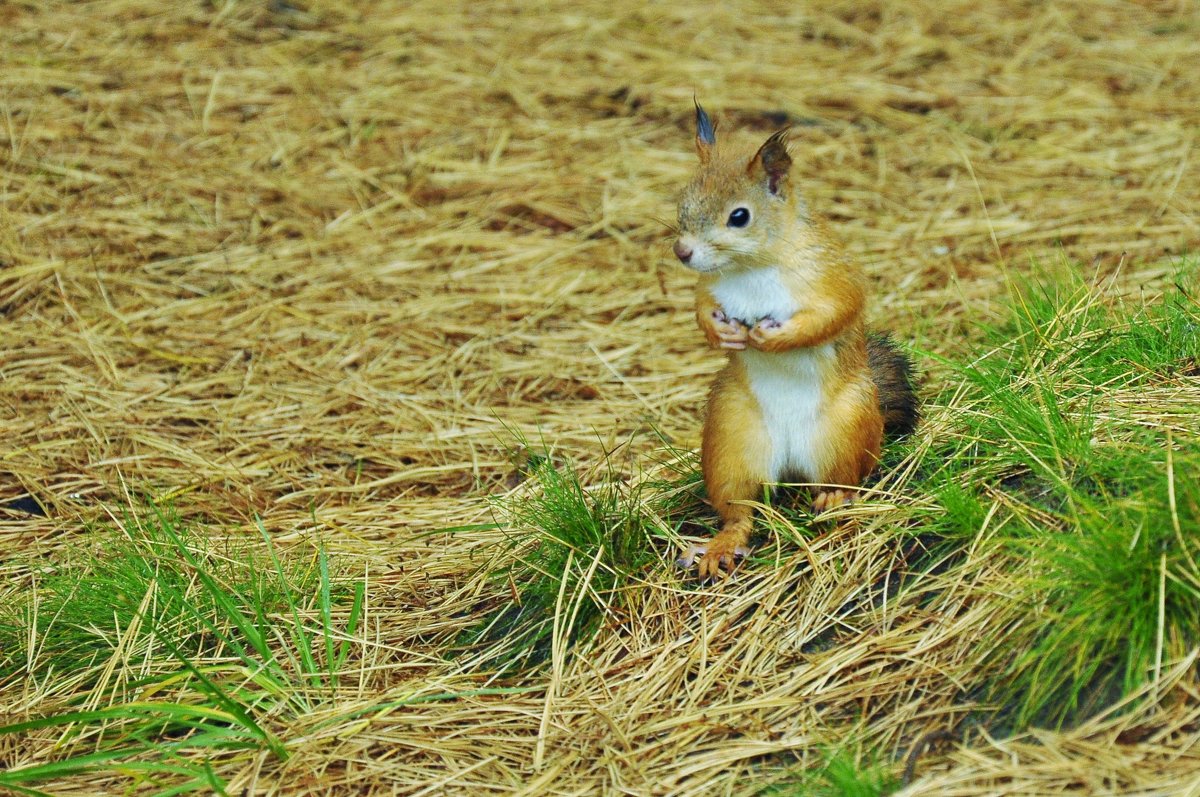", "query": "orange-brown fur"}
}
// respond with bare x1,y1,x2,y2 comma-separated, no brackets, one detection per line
673,105,910,580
